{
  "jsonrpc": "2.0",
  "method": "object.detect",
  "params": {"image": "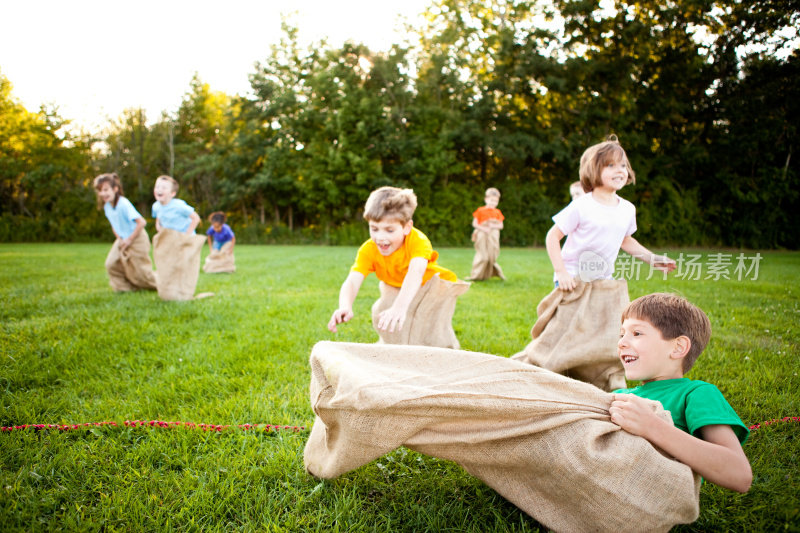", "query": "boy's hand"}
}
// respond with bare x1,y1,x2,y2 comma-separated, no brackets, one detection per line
328,309,353,333
119,236,132,251
377,307,406,333
554,270,576,291
609,393,663,438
